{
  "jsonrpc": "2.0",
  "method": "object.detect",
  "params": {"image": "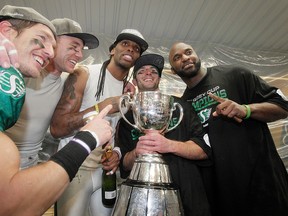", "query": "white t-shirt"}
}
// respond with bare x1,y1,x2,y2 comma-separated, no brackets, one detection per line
5,70,67,164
